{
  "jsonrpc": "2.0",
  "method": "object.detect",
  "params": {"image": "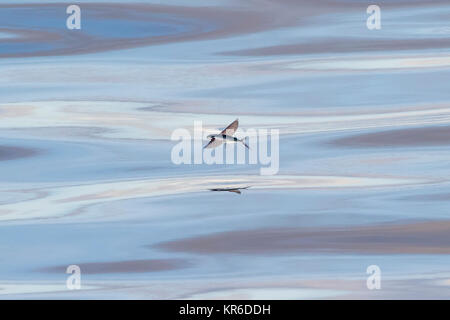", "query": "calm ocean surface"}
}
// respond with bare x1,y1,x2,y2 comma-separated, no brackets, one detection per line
0,0,449,298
